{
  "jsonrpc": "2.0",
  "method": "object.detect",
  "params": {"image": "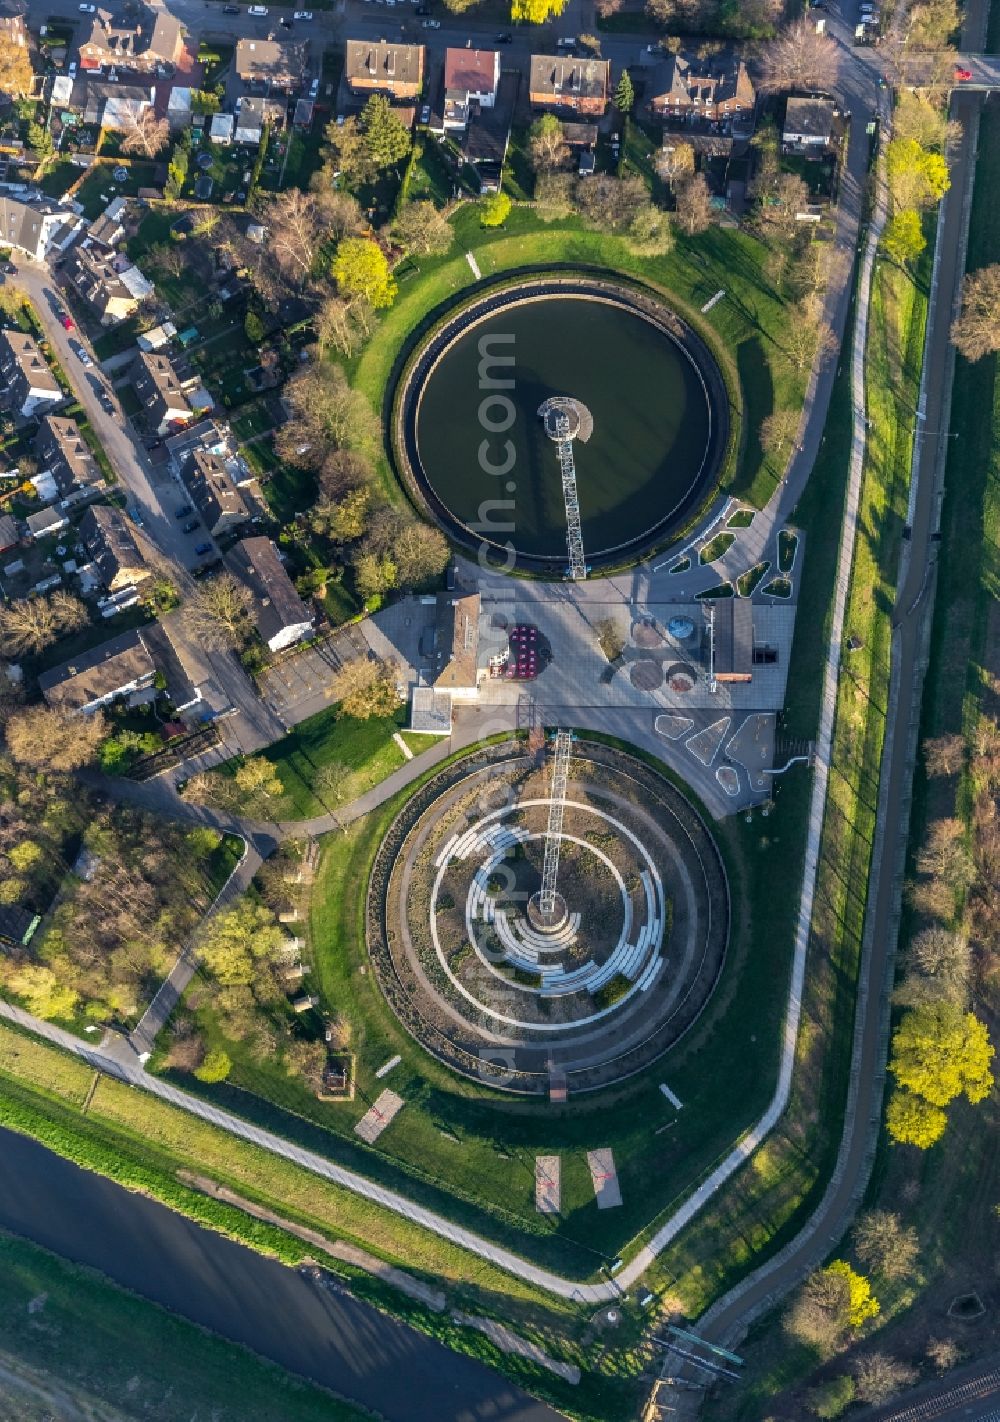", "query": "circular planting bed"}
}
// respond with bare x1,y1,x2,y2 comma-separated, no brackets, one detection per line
367,738,729,1095
393,276,732,575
